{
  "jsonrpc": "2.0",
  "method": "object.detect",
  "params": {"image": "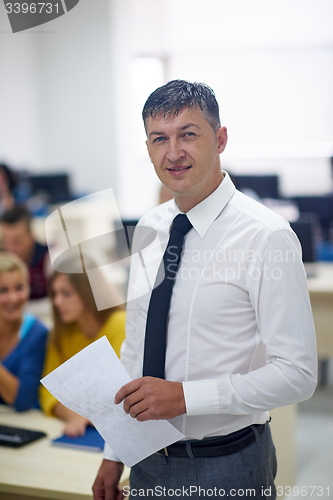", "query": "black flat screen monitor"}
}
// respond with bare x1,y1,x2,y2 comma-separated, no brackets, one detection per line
29,173,71,203
232,174,280,199
290,214,318,263
291,196,333,242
